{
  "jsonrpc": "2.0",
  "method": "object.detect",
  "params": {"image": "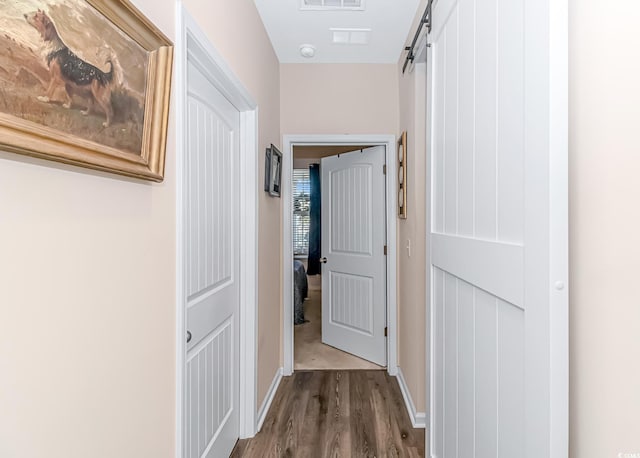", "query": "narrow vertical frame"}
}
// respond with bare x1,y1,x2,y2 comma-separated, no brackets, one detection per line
398,131,408,219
